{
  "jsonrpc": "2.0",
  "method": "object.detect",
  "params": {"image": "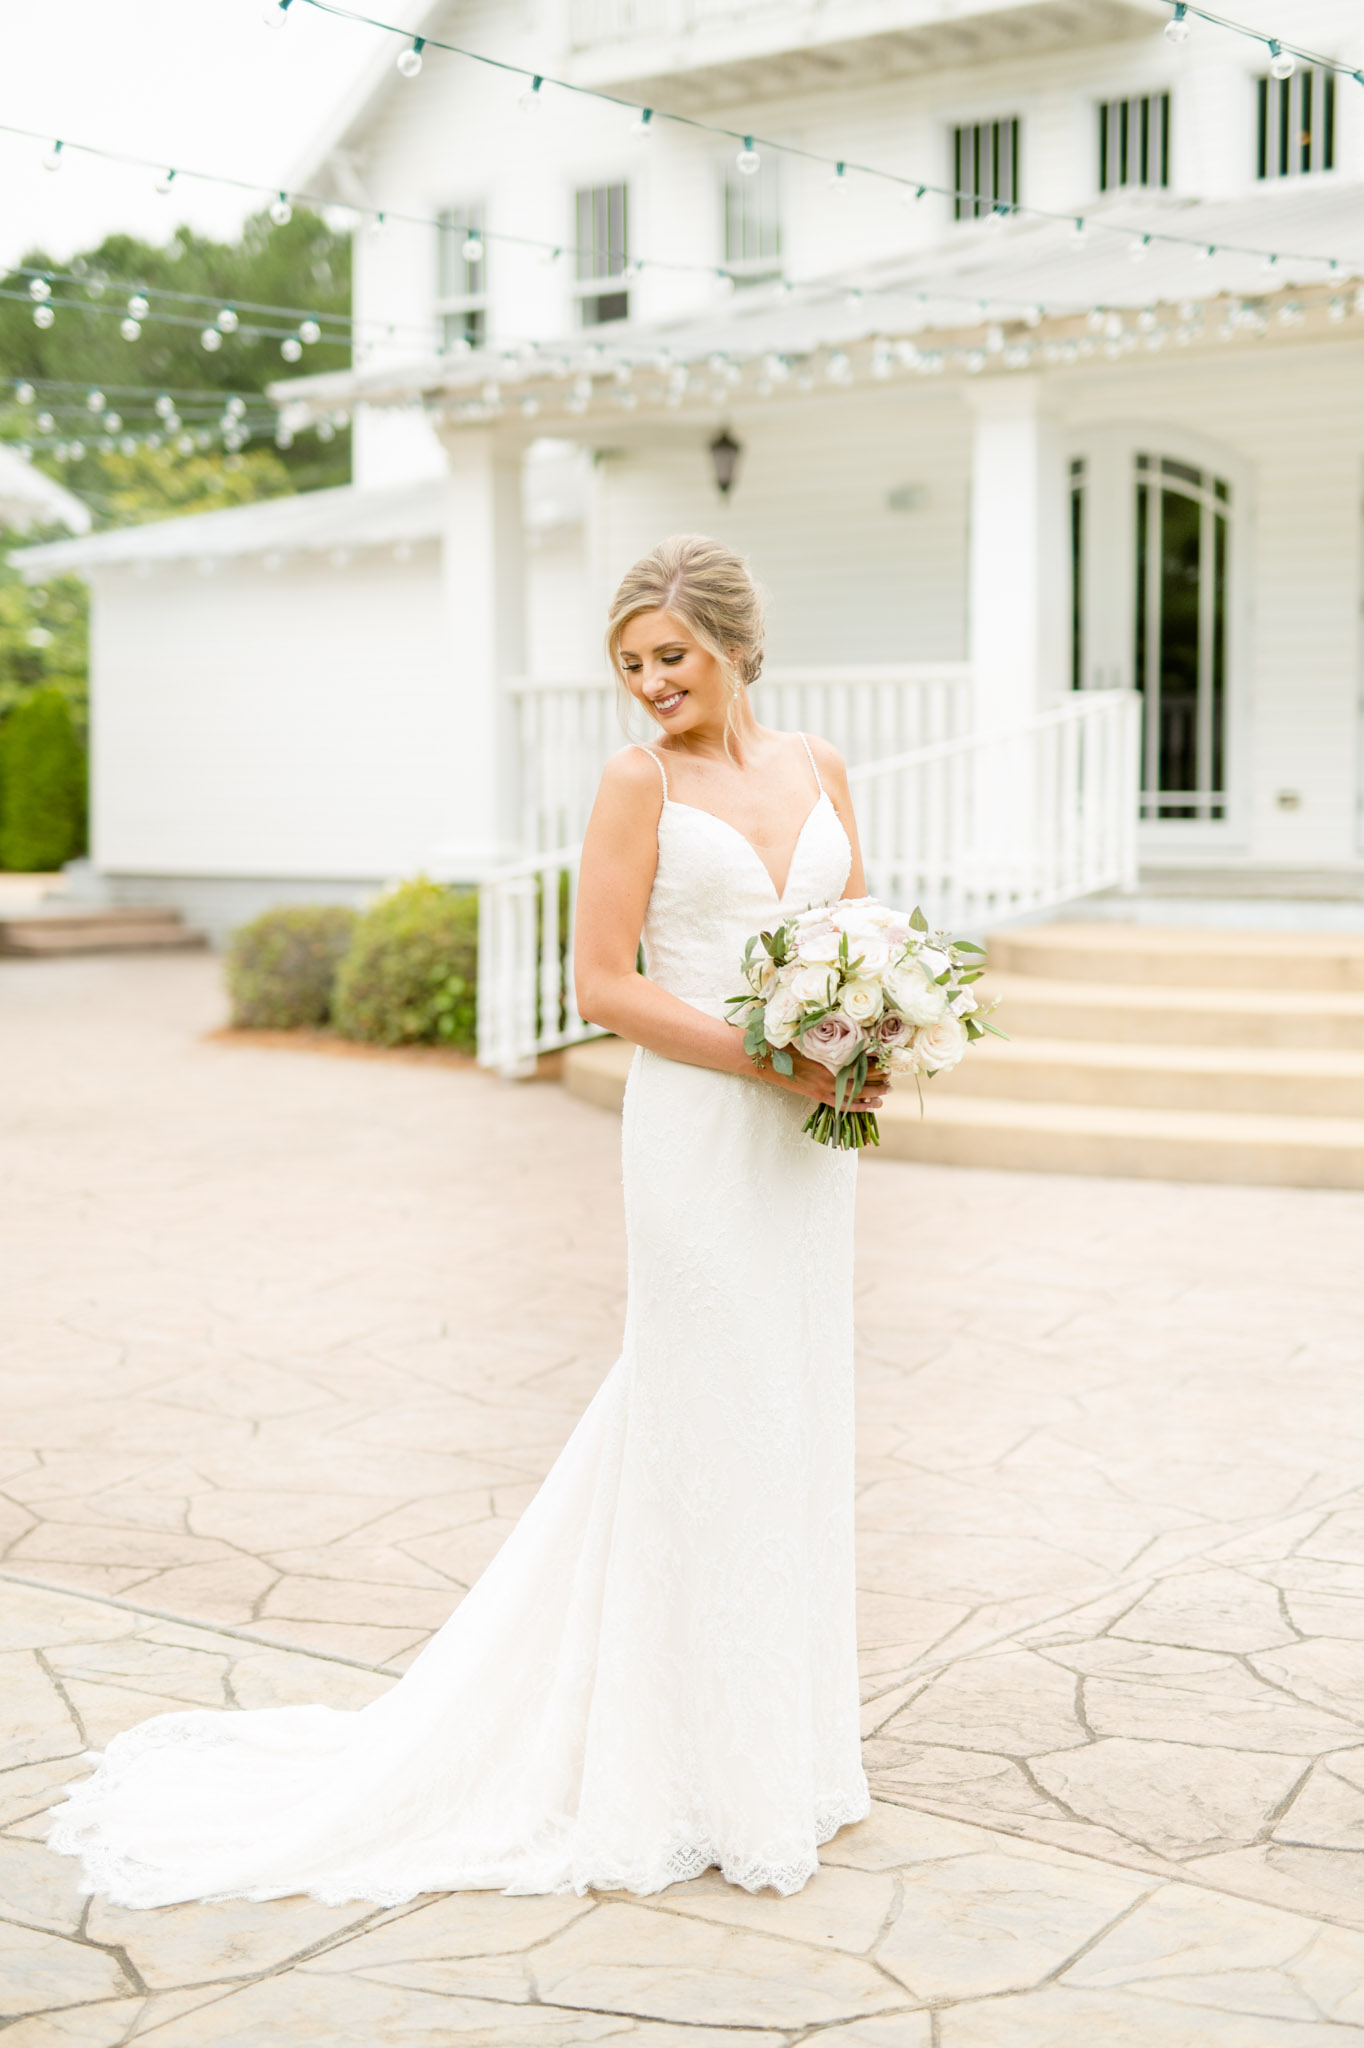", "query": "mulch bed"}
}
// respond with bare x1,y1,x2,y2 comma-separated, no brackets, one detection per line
205,1027,564,1080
